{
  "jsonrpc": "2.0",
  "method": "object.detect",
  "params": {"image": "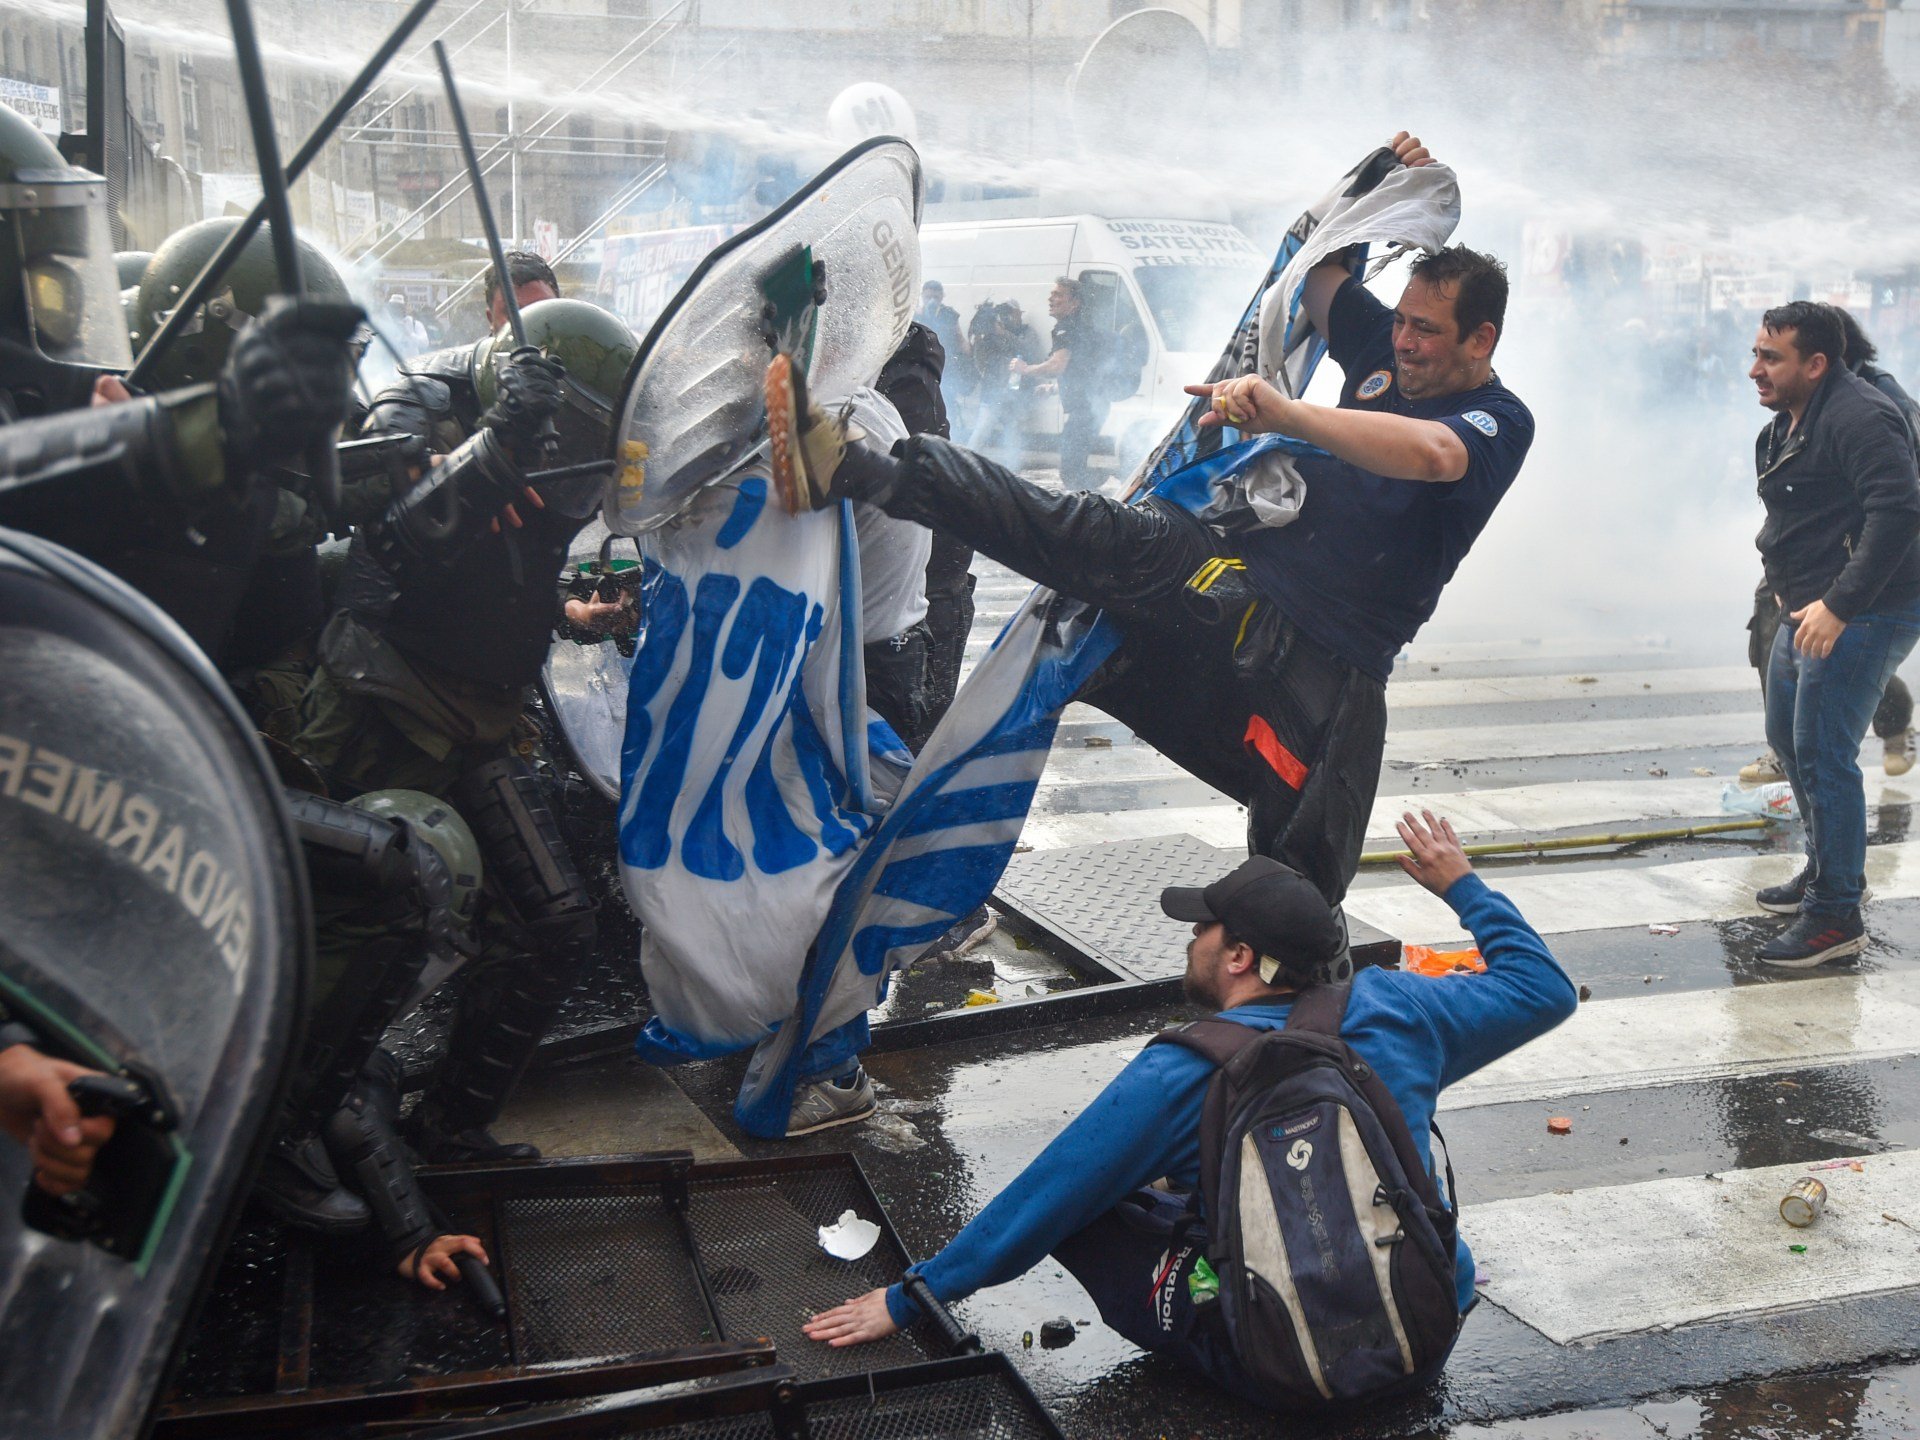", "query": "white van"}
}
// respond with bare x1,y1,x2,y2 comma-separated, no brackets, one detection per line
920,215,1269,475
